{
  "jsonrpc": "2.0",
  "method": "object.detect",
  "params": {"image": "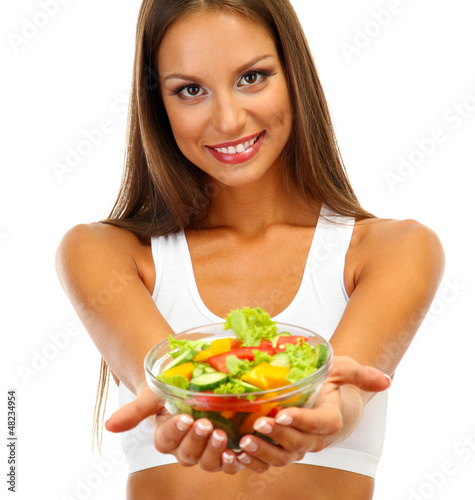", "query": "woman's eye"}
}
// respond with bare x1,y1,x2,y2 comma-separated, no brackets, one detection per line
239,71,266,86
174,84,205,99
